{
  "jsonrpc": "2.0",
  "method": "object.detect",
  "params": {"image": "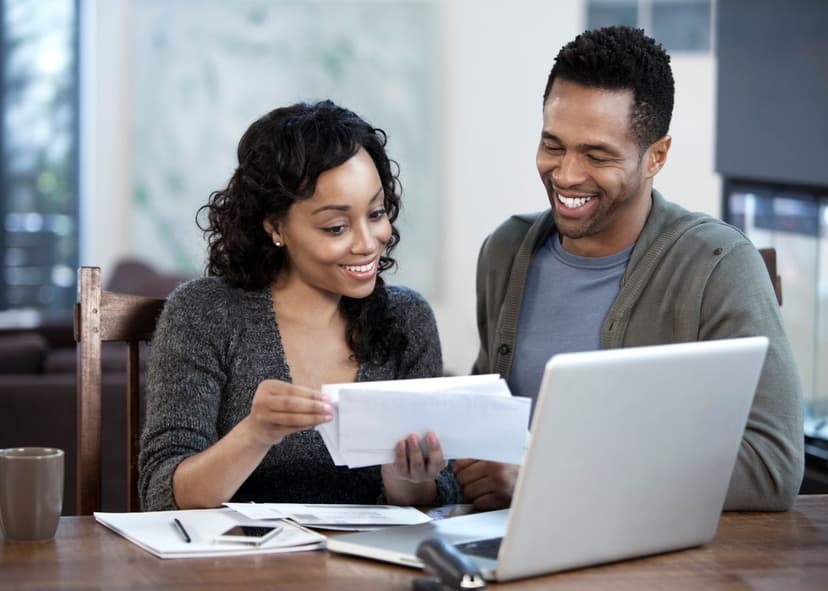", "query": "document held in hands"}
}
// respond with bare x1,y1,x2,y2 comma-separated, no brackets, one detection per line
317,374,531,468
